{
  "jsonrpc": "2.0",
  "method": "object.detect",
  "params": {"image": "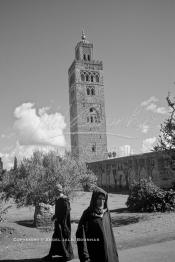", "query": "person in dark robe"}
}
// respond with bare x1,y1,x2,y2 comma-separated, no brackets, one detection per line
76,186,119,262
42,184,74,261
